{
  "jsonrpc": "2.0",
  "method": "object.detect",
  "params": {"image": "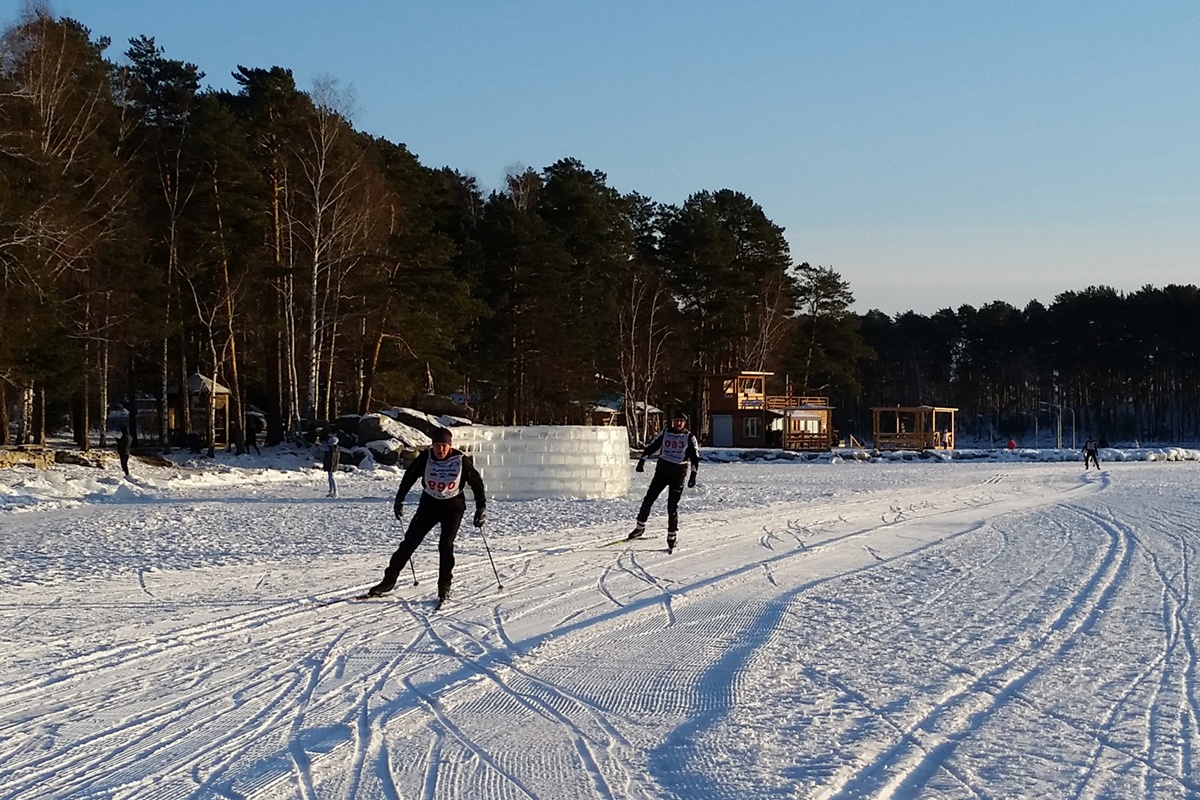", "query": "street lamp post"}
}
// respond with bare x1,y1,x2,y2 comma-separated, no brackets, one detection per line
1040,402,1063,449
